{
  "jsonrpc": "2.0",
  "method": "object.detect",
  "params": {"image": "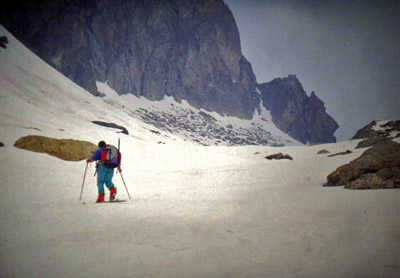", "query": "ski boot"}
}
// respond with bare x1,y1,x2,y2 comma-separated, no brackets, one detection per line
110,187,117,201
96,194,105,203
